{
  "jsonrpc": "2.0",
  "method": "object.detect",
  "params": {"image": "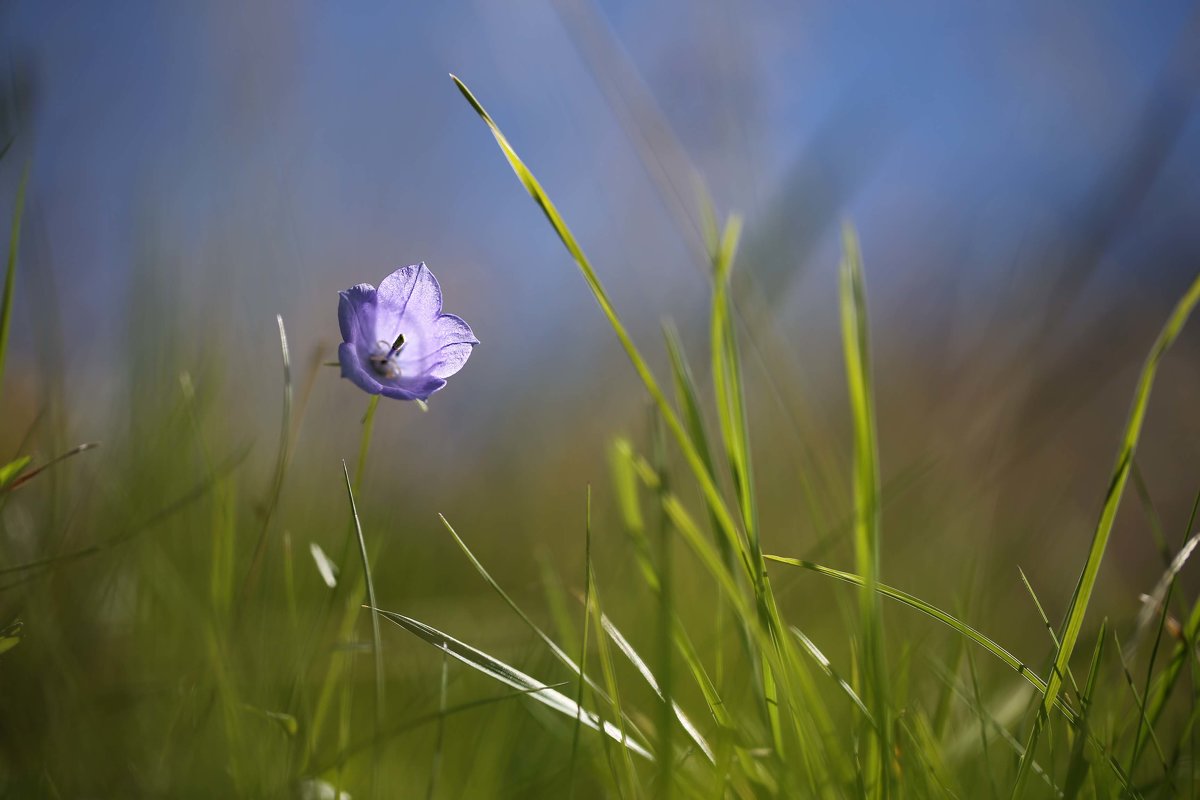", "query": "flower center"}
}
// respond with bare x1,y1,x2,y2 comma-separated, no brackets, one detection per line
368,333,406,379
